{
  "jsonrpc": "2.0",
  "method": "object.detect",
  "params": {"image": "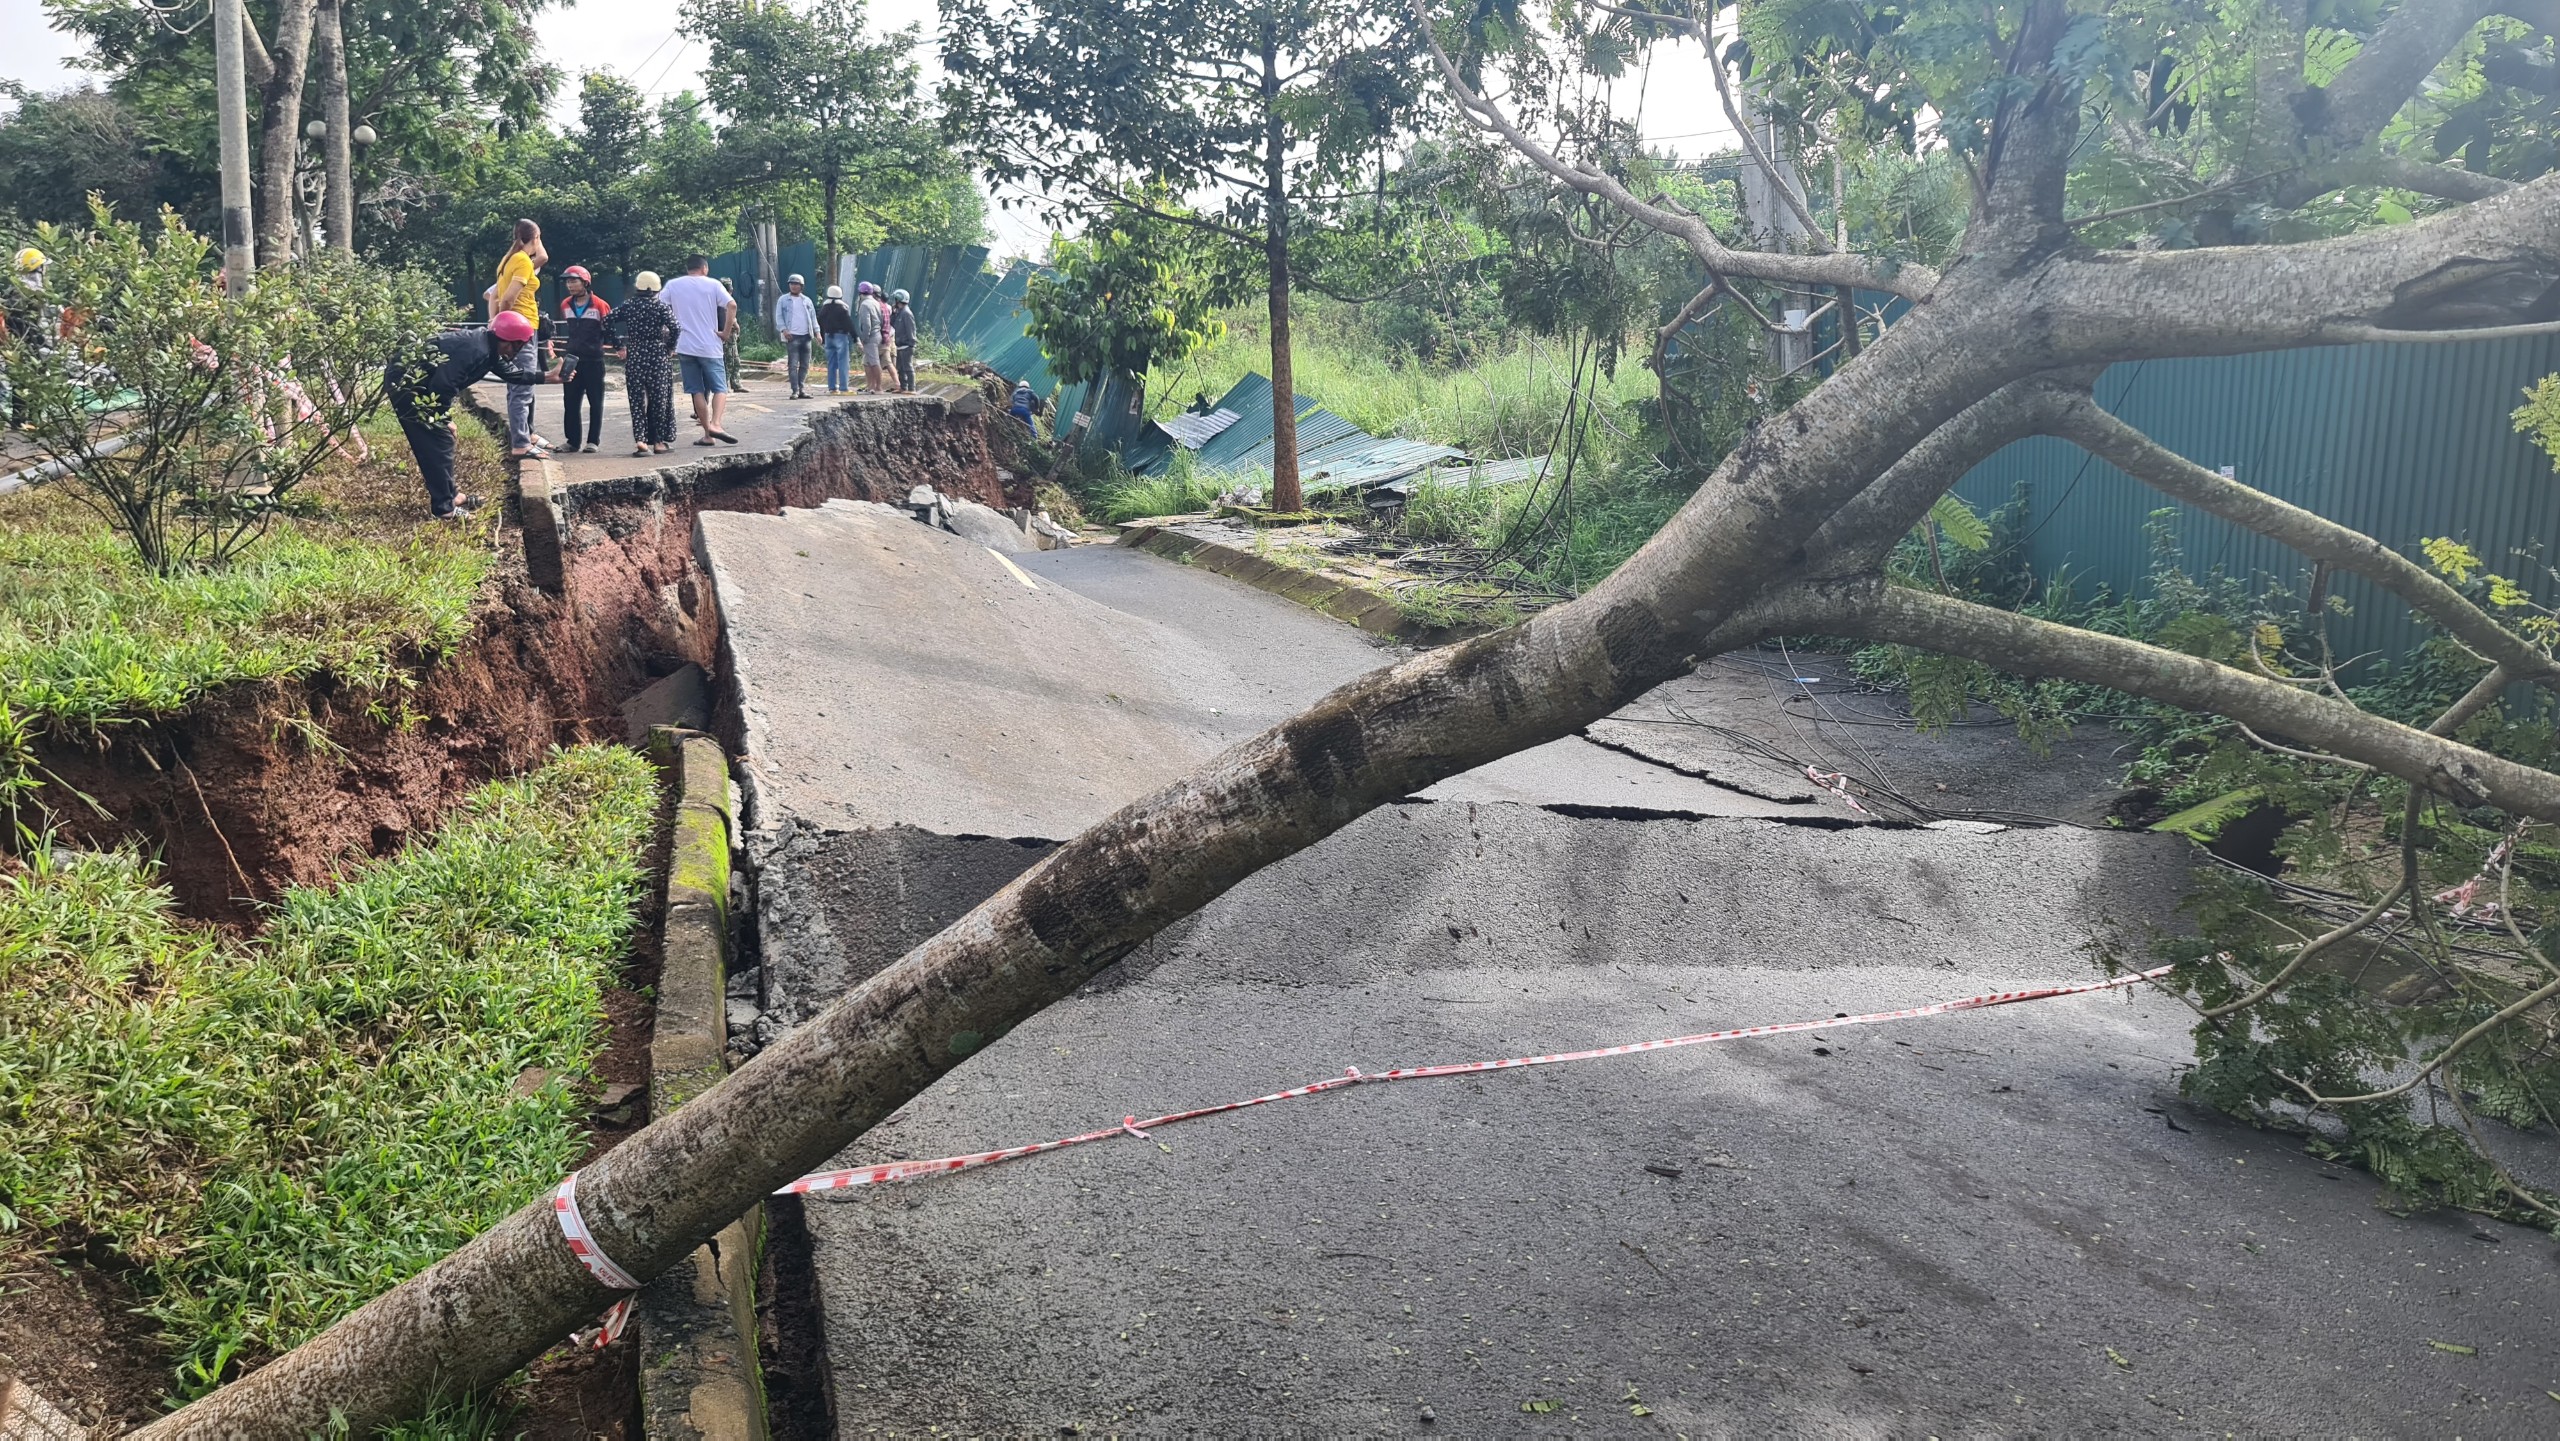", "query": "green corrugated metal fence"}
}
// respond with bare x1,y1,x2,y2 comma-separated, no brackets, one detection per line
1950,336,2560,672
